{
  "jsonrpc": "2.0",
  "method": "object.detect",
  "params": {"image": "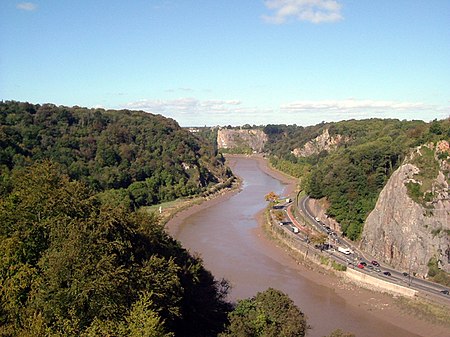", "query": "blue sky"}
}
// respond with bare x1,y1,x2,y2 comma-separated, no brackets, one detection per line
1,1,449,126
